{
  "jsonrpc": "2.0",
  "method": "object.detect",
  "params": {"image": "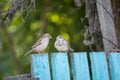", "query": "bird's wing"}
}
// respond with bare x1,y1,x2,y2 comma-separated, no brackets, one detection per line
65,40,73,52
68,45,73,52
32,38,42,48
